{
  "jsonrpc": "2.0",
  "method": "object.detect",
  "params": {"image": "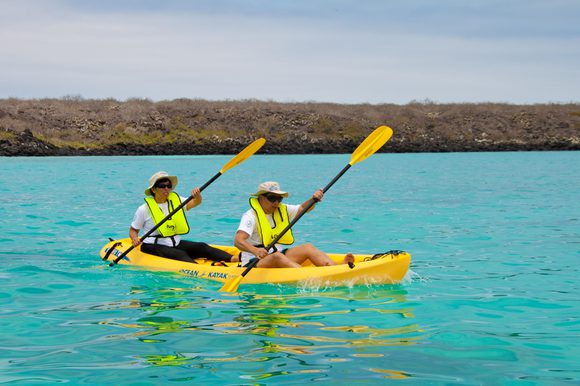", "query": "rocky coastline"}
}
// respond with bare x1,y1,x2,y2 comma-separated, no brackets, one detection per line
1,98,579,156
